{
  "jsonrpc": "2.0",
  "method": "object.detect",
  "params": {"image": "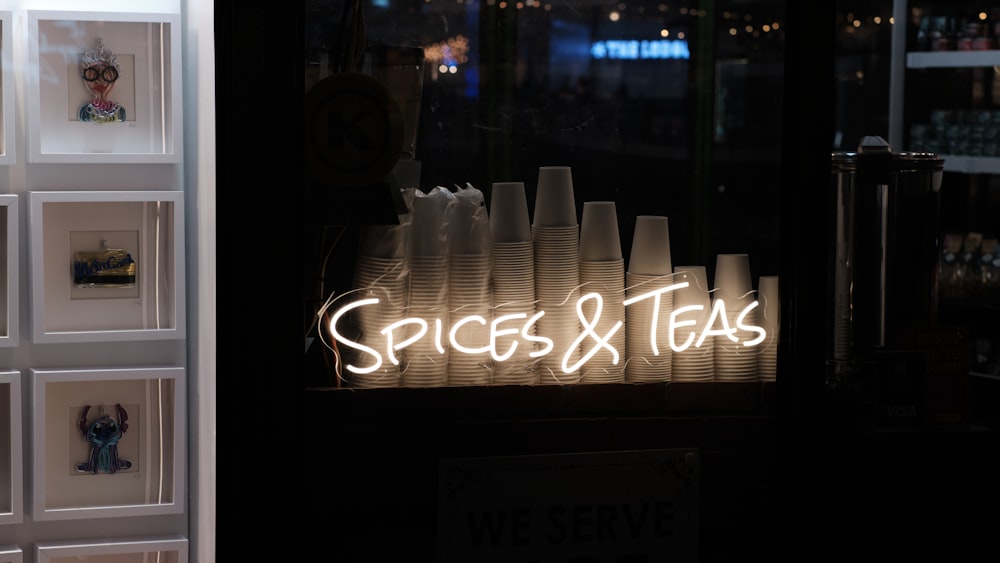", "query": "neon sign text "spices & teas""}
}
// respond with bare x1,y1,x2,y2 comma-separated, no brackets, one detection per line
327,281,766,375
